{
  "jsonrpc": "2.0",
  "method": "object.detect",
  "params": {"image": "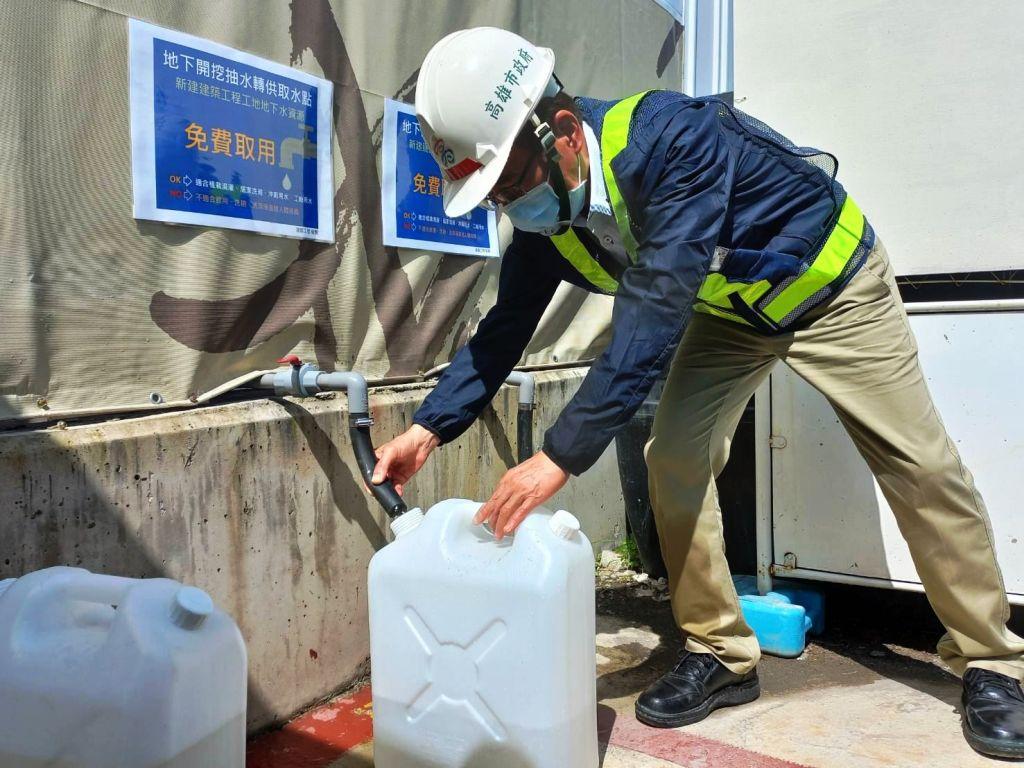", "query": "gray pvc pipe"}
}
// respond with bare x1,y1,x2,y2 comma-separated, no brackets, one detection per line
262,363,531,413
255,365,406,516
315,372,368,413
423,362,535,407
504,371,535,407
256,368,368,413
